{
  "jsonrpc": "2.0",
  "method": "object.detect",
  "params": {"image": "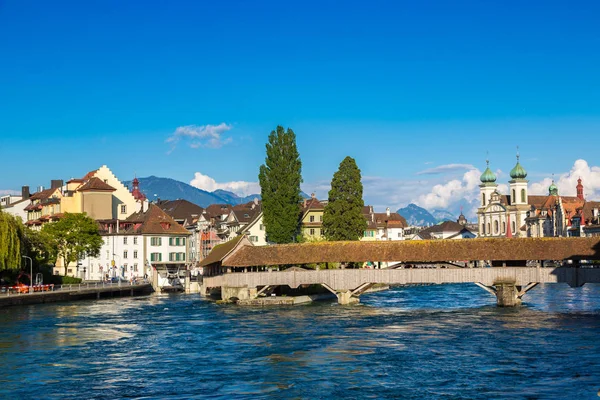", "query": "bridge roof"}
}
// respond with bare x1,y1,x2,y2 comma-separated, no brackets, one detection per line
221,237,600,267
